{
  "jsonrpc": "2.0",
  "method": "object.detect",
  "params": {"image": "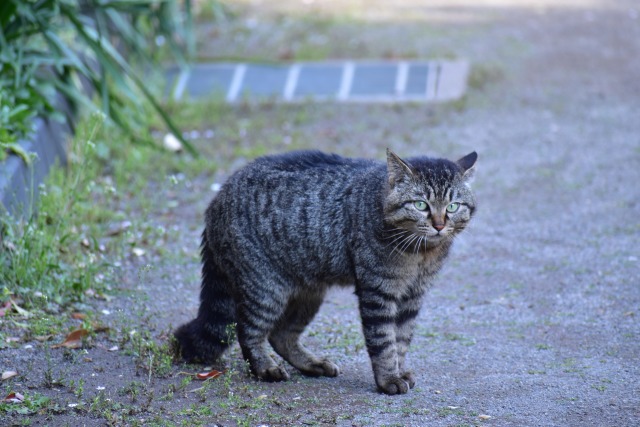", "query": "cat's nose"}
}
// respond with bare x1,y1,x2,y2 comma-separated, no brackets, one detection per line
433,223,445,231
